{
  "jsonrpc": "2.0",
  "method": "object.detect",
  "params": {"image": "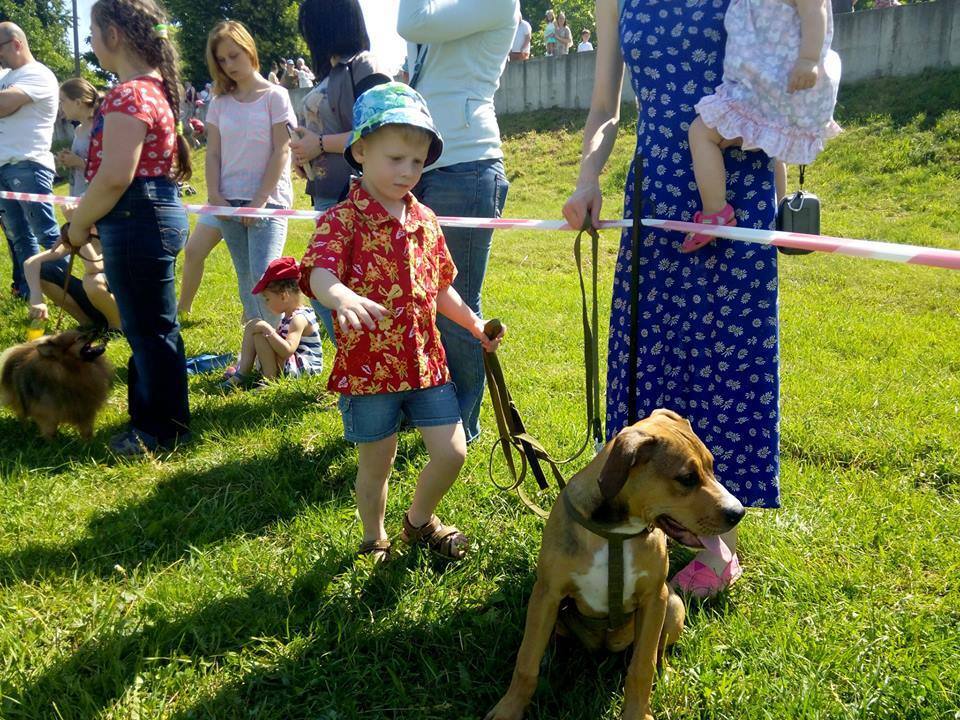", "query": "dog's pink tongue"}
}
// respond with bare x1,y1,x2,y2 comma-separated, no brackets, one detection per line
698,534,733,562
